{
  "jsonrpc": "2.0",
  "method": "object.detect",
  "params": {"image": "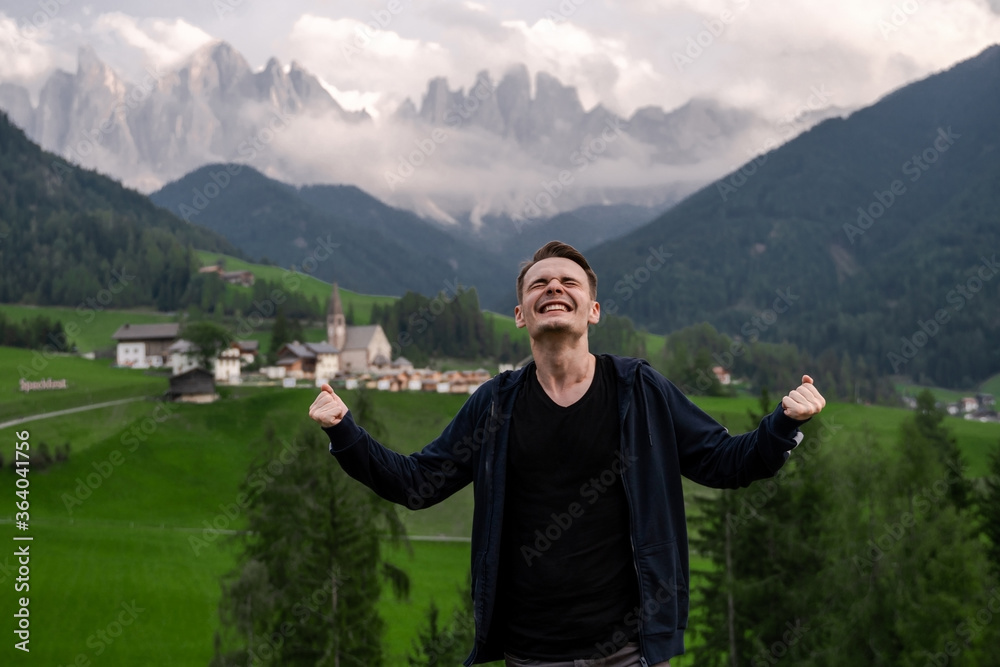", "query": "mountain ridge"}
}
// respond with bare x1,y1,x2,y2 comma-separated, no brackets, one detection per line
586,44,1000,388
0,41,842,219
